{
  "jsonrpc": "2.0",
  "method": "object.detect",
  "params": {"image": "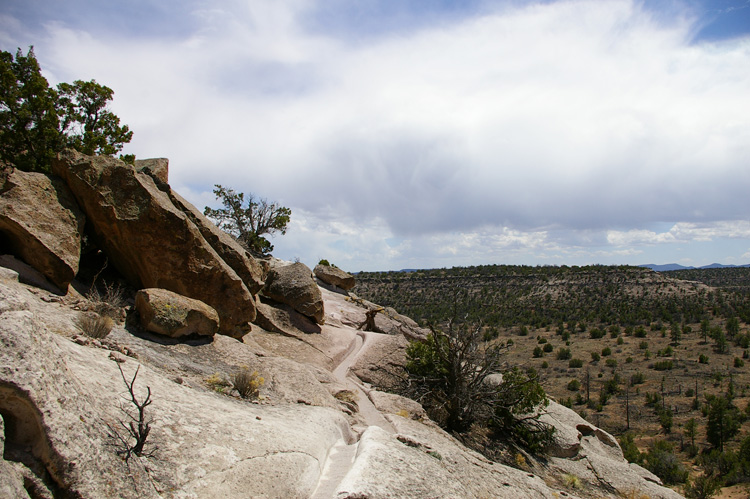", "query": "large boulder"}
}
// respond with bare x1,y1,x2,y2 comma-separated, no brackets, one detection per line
0,169,85,290
314,264,356,291
52,150,255,337
263,262,325,324
135,288,220,338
